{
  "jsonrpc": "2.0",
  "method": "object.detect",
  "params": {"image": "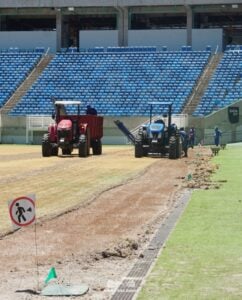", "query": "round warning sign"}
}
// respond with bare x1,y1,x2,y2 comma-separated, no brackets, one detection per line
9,196,35,227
